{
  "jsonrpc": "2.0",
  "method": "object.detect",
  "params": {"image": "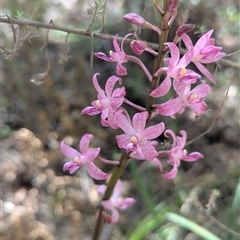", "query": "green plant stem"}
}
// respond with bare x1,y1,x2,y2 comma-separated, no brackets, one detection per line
92,151,130,240
146,1,170,120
